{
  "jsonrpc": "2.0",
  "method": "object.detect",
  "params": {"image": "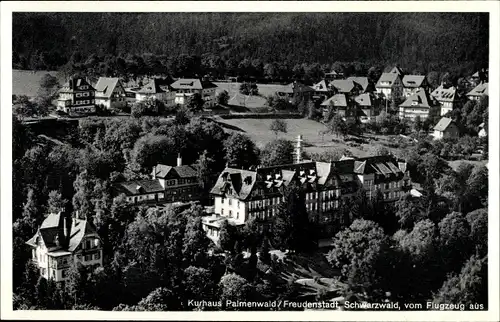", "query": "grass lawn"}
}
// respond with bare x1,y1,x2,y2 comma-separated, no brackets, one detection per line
13,69,63,97
448,159,487,171
214,82,289,110
214,117,371,156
